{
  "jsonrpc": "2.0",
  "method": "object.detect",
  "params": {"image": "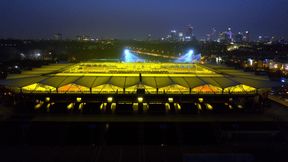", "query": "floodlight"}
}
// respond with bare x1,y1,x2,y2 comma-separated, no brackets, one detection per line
76,97,82,102
138,97,143,103
107,97,113,103
168,97,174,103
